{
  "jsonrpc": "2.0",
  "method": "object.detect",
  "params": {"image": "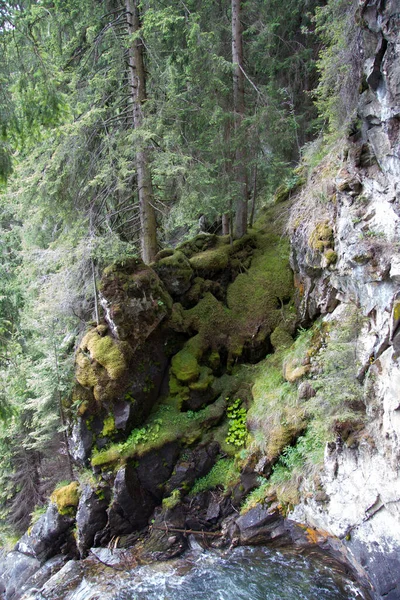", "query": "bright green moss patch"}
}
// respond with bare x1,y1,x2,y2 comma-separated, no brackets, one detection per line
162,489,181,510
50,482,80,516
190,458,240,495
84,330,127,380
189,246,231,271
102,414,116,437
91,396,226,468
188,366,214,391
171,347,201,384
324,249,337,265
